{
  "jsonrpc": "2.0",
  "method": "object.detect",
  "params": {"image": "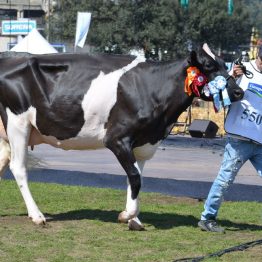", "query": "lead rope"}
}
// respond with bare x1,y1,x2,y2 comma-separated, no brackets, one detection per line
234,59,254,79
173,238,262,262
